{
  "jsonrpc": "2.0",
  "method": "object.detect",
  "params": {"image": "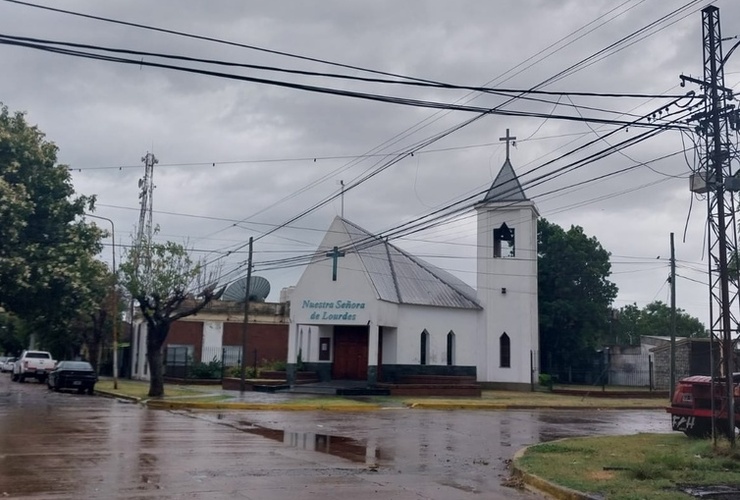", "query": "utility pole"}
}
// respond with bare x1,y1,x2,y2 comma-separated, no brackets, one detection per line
683,6,740,445
240,237,253,393
670,232,676,399
340,180,345,218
